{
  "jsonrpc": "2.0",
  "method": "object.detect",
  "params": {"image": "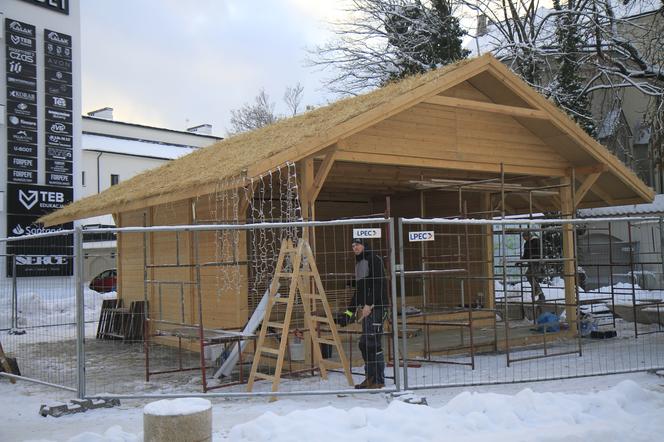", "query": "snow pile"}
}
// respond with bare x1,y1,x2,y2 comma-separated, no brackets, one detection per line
229,380,664,442
144,398,211,416
0,276,115,331
68,426,140,442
